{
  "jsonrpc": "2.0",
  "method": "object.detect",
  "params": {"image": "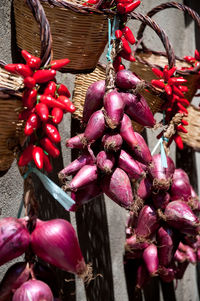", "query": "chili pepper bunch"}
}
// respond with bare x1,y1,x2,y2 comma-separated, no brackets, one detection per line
5,50,76,173
151,65,189,150
183,49,200,69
